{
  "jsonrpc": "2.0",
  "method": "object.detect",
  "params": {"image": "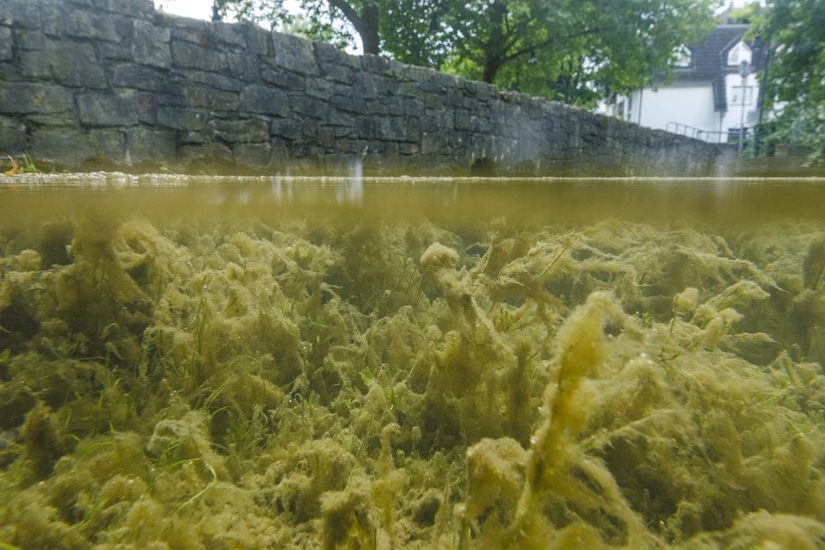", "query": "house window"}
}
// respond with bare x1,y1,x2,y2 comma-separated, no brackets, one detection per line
727,41,751,66
617,100,625,119
731,85,754,106
674,45,692,67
